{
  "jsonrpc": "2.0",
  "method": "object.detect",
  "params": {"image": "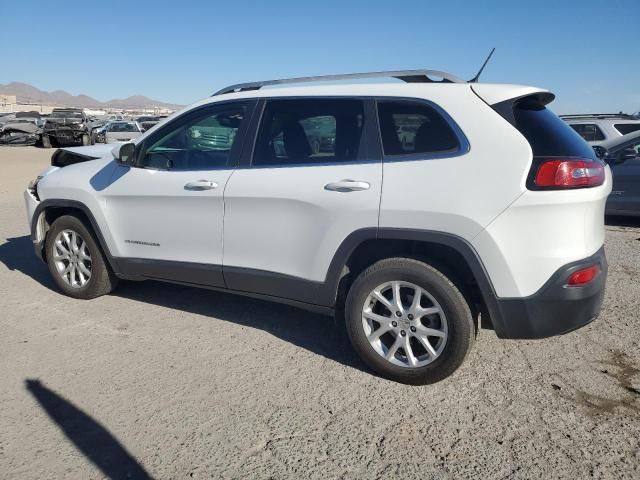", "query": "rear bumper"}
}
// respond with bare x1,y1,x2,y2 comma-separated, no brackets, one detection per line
492,246,607,339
